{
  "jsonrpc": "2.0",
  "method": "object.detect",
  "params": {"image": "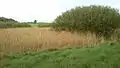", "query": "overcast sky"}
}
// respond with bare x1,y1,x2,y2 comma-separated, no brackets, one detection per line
0,0,120,22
